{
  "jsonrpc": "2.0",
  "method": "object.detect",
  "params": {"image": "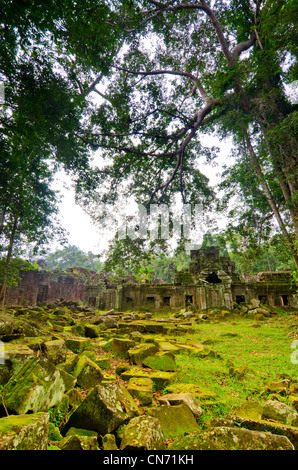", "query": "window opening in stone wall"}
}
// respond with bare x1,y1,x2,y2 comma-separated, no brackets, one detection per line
146,297,155,303
163,296,171,306
89,296,96,307
281,295,289,306
206,272,222,284
235,295,245,304
185,295,193,305
37,285,48,303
